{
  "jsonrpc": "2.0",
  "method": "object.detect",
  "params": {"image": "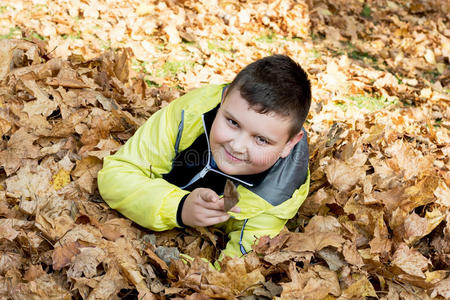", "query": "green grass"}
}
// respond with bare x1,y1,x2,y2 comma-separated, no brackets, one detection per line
336,94,399,111
32,4,47,12
62,32,81,40
100,39,111,50
157,60,194,77
24,31,45,41
361,4,372,18
349,50,377,64
145,79,160,88
0,27,21,40
0,5,10,13
308,49,322,61
342,42,378,65
256,32,277,43
207,40,231,53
